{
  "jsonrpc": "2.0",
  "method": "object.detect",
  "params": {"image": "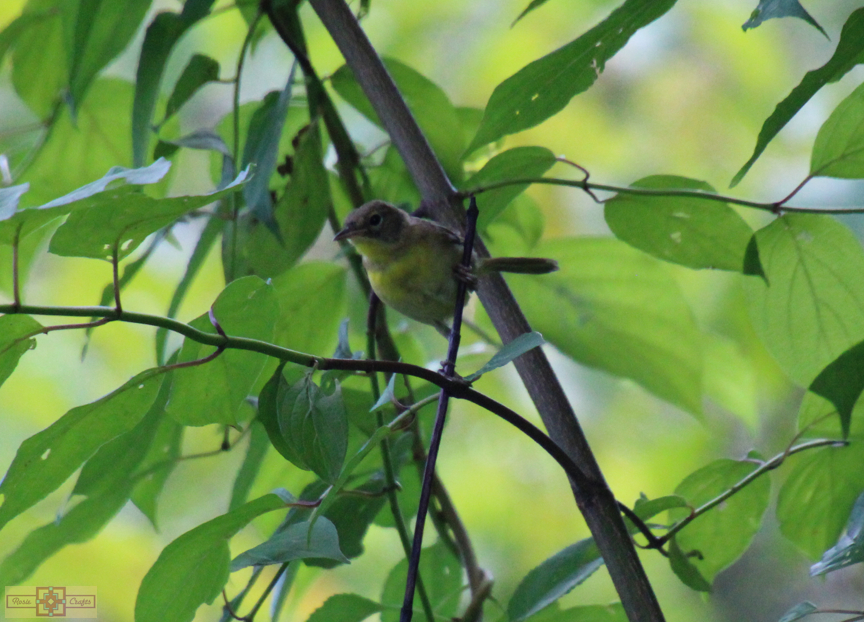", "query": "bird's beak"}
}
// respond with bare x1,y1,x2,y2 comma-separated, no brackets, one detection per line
333,225,358,242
